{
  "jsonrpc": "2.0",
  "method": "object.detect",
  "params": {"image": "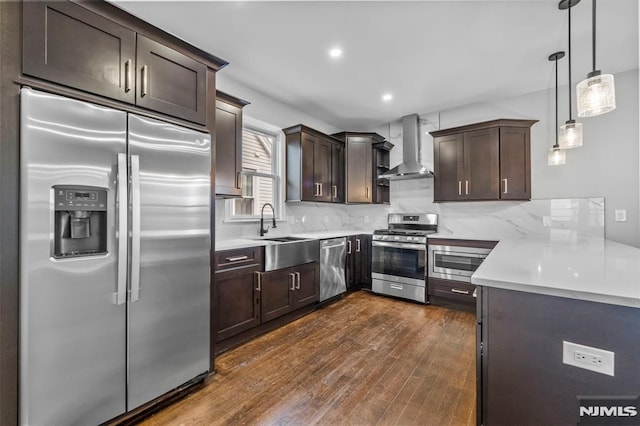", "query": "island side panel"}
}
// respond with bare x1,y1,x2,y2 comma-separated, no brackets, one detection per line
481,286,640,426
